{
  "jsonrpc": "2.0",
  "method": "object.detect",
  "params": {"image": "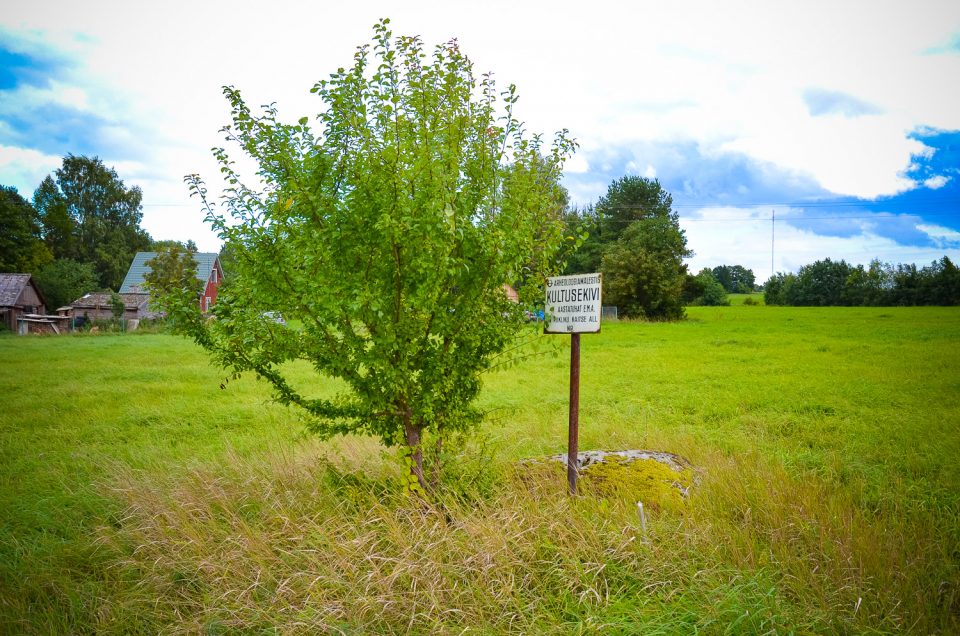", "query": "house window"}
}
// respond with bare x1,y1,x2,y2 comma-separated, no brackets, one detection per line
204,297,211,312
211,268,218,284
